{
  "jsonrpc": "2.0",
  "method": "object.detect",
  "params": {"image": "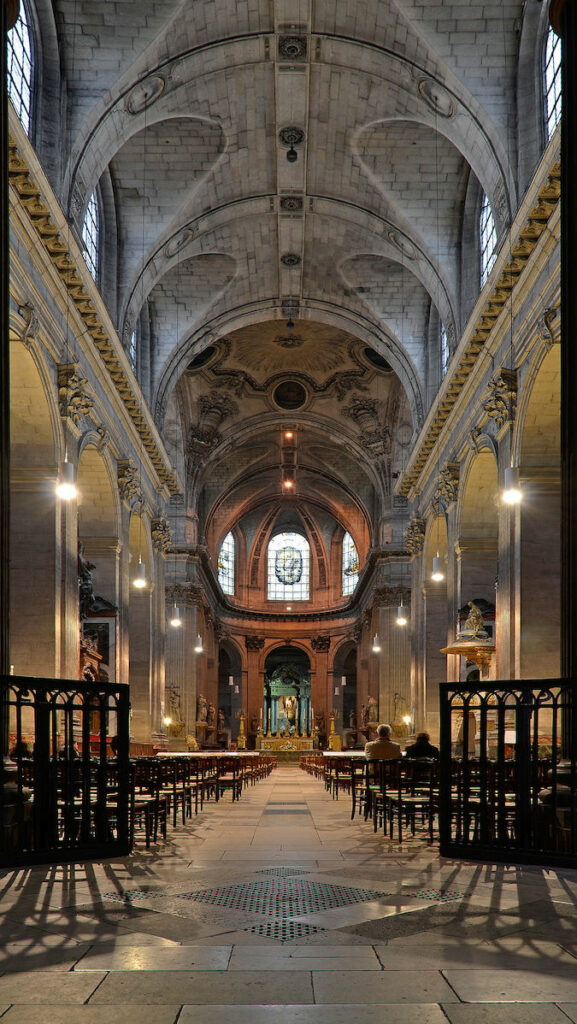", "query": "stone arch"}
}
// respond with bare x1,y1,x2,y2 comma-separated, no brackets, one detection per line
77,444,120,681
457,450,499,615
127,508,154,741
517,344,560,678
9,342,61,677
